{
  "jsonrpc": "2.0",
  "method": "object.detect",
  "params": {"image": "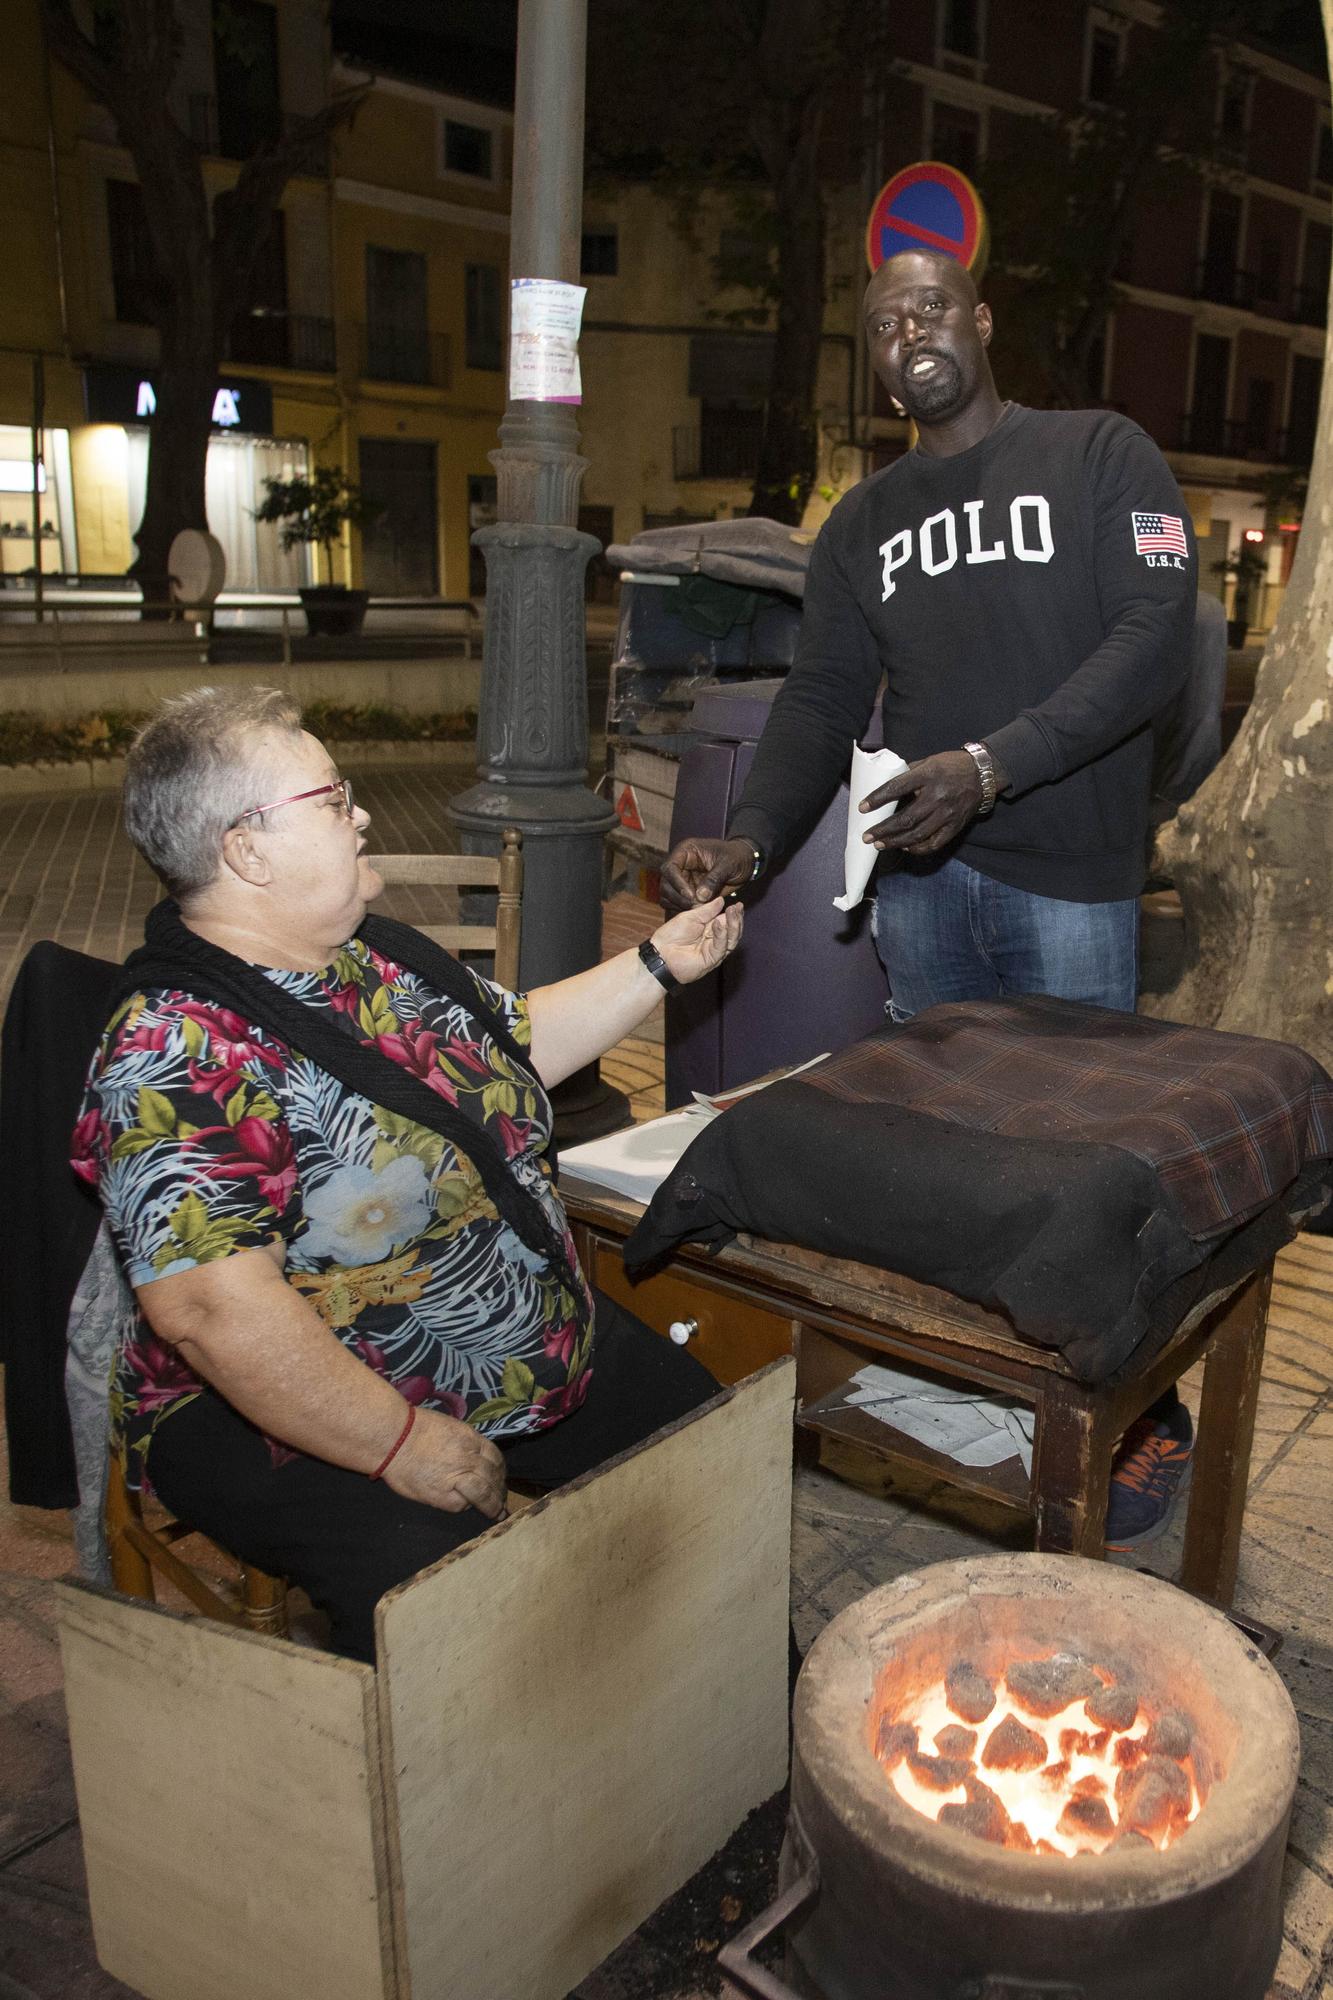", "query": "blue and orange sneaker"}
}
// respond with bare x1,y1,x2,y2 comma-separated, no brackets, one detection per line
1105,1398,1194,1550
